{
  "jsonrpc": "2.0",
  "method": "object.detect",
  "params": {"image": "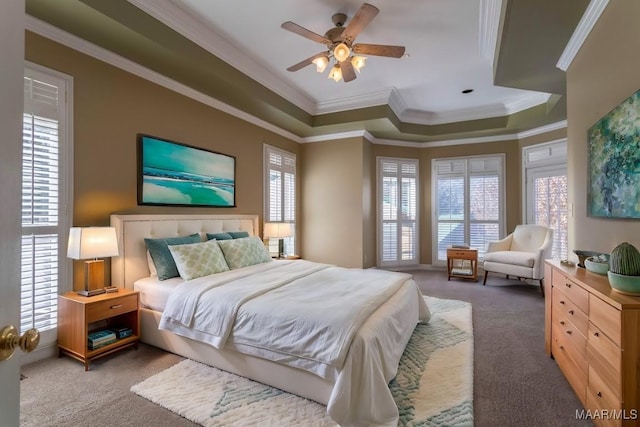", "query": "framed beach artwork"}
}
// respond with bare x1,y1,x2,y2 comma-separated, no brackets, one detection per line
588,89,640,219
137,134,236,207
